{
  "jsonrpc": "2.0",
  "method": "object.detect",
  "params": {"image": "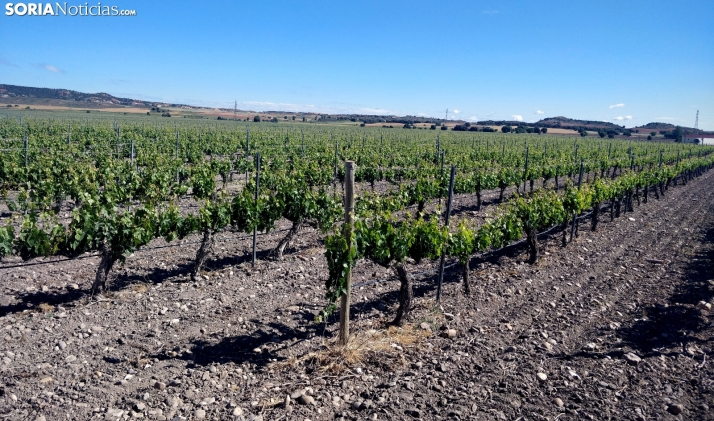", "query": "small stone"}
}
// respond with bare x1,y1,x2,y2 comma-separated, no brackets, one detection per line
232,407,244,416
290,389,305,399
299,395,315,405
583,342,598,351
106,408,124,418
405,408,421,418
667,403,684,415
134,403,146,411
696,301,711,311
536,372,548,382
352,400,364,410
440,329,456,339
253,347,262,354
58,341,67,350
35,416,46,421
194,409,206,419
419,322,431,331
153,381,166,390
554,398,564,408
624,352,641,365
65,355,77,363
